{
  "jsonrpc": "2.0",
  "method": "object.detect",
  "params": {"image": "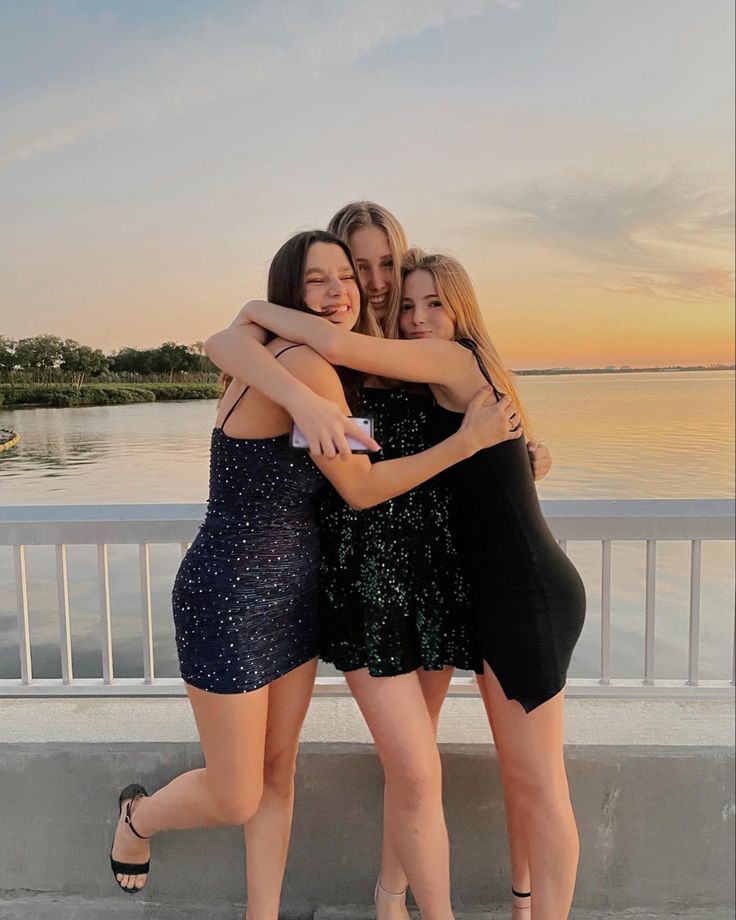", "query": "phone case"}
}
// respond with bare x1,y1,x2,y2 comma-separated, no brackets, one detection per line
290,416,375,454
